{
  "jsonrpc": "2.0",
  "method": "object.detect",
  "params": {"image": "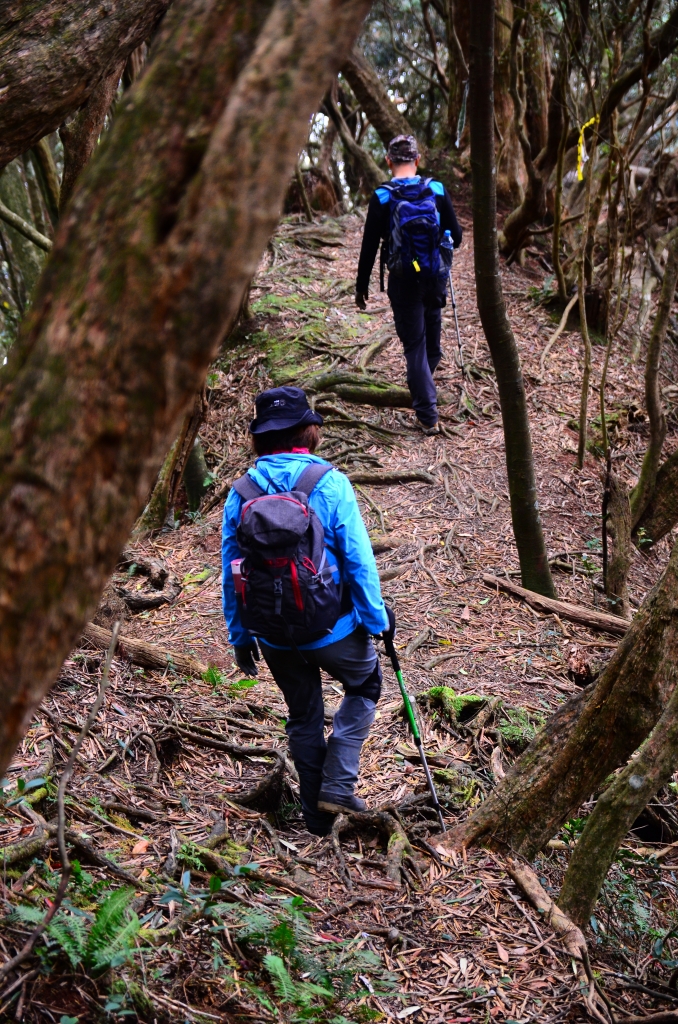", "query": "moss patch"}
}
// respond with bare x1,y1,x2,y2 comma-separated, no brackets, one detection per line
416,686,486,725
497,705,545,753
